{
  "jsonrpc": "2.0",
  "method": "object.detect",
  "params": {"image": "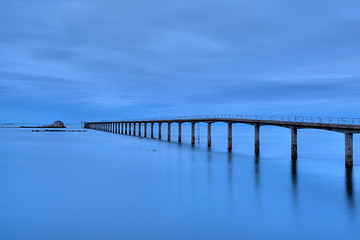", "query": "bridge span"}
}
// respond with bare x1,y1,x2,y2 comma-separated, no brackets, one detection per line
83,114,360,168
